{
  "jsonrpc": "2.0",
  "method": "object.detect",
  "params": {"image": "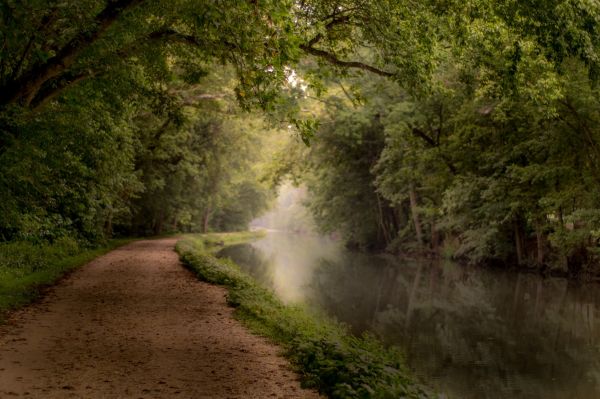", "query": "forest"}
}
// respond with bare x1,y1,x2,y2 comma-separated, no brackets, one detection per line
2,0,600,278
